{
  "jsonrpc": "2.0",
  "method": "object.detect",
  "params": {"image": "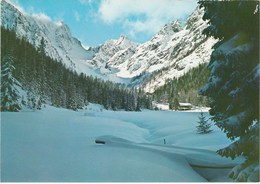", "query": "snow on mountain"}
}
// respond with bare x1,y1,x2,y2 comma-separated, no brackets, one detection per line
86,35,139,77
1,0,139,83
1,0,96,70
2,0,216,90
141,7,217,93
108,7,217,92
93,35,138,64
113,20,182,79
0,0,112,82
